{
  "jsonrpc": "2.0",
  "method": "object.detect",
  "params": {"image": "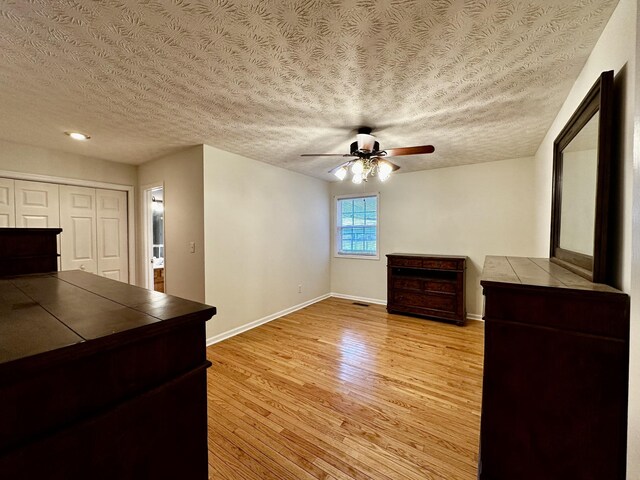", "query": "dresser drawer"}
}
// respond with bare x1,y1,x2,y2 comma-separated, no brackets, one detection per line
391,290,456,313
387,303,459,322
388,256,462,270
388,256,423,268
392,277,457,294
392,277,423,291
424,279,457,293
422,258,461,270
